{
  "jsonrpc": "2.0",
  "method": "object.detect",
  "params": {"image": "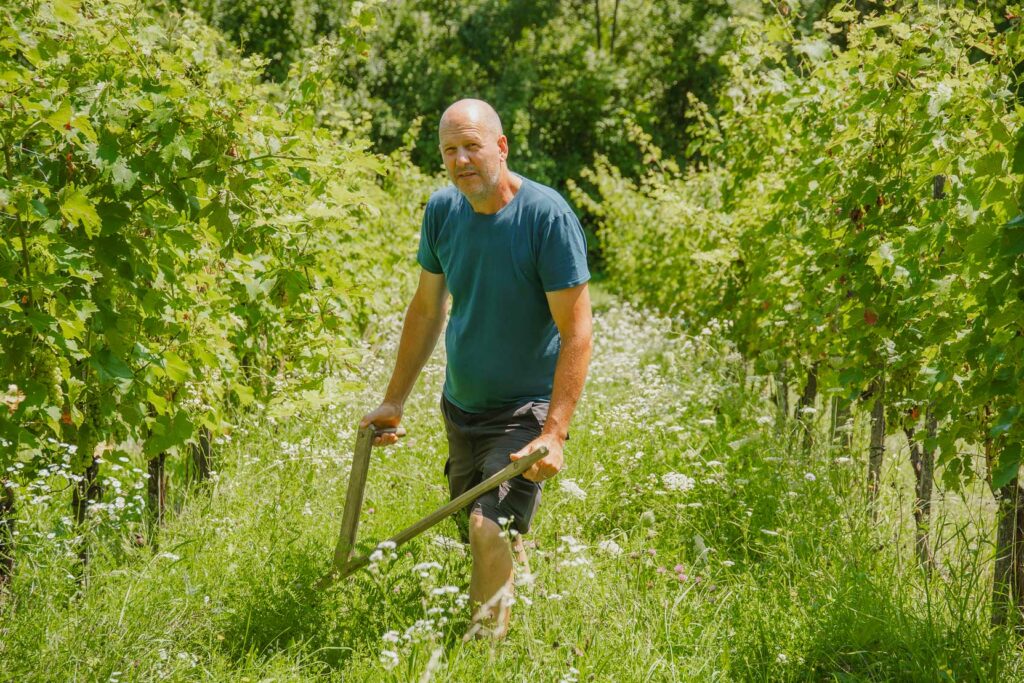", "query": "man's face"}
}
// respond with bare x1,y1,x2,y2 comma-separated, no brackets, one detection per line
439,117,507,203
